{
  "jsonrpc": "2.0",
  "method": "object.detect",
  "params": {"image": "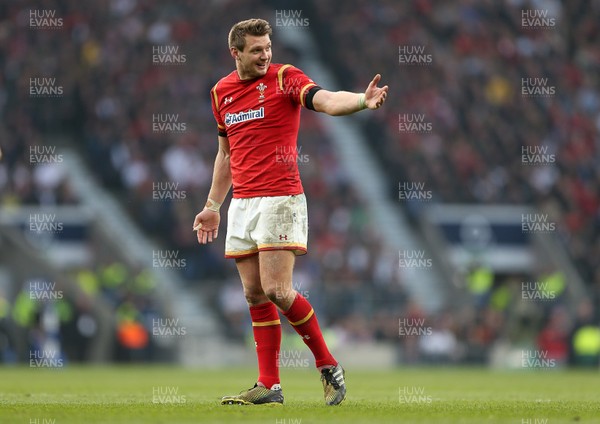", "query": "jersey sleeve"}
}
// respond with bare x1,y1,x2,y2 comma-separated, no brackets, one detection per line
277,65,318,108
210,82,227,137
